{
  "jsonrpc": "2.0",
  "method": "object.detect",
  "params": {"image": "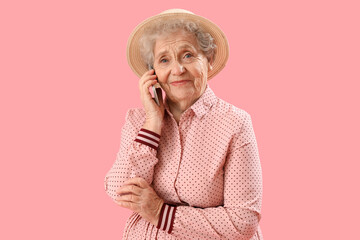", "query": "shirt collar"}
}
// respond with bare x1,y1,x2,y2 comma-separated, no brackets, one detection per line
164,84,218,119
